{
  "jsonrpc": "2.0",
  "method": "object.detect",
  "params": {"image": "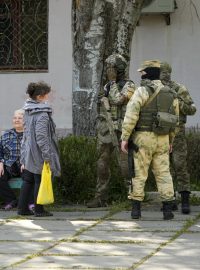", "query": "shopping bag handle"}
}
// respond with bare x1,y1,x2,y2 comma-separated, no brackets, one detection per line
44,161,51,171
